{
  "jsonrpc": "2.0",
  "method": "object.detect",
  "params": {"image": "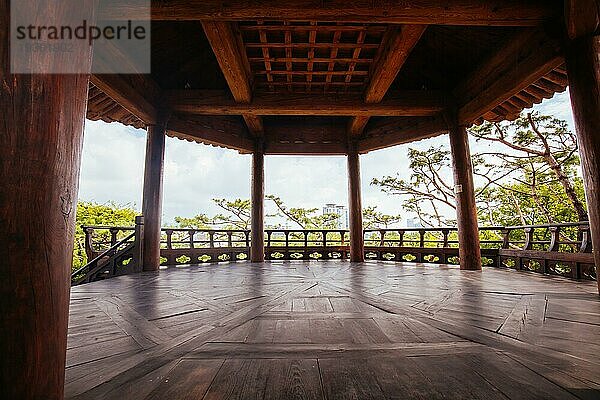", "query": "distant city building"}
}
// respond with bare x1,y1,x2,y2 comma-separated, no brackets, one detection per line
406,217,423,228
323,203,349,229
